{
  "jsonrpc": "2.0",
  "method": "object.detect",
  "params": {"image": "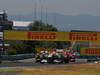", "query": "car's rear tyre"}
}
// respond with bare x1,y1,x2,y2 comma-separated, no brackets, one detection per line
64,59,69,63
40,60,44,64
